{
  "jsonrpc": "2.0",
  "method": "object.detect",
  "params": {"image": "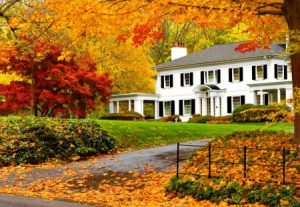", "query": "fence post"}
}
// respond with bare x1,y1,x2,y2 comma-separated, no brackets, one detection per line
282,148,286,185
244,146,247,180
208,143,211,178
176,142,180,179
